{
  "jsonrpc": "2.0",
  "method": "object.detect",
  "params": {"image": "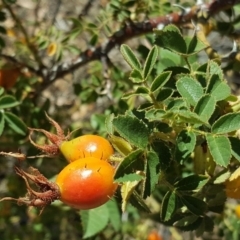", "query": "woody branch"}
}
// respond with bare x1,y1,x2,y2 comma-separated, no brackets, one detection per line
2,0,240,92
41,0,240,89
